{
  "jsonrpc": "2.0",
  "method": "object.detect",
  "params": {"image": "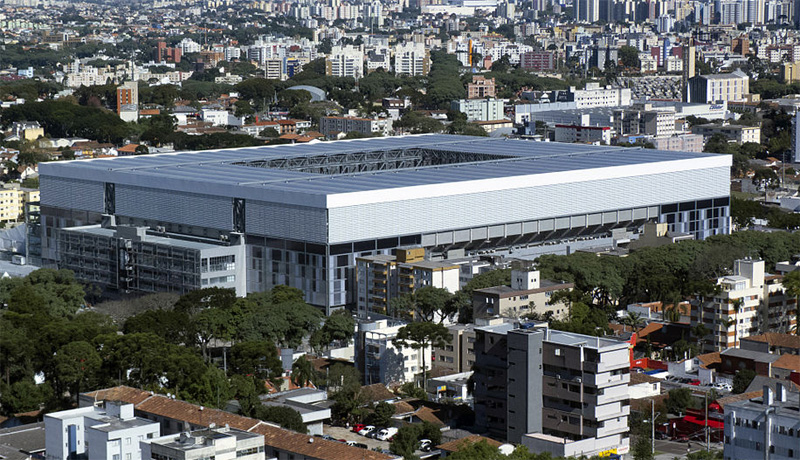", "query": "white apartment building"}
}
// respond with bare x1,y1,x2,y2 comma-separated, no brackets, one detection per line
614,104,676,138
692,259,795,353
45,402,160,460
201,108,242,127
688,70,750,104
366,47,391,72
143,426,265,460
357,319,432,385
178,38,202,55
325,45,364,79
554,124,613,145
723,383,800,460
394,42,430,76
571,83,632,109
450,98,505,122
